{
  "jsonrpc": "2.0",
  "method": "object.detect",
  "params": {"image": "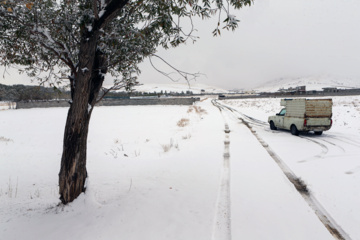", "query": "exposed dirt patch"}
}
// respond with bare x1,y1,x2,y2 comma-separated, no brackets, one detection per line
290,177,310,195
